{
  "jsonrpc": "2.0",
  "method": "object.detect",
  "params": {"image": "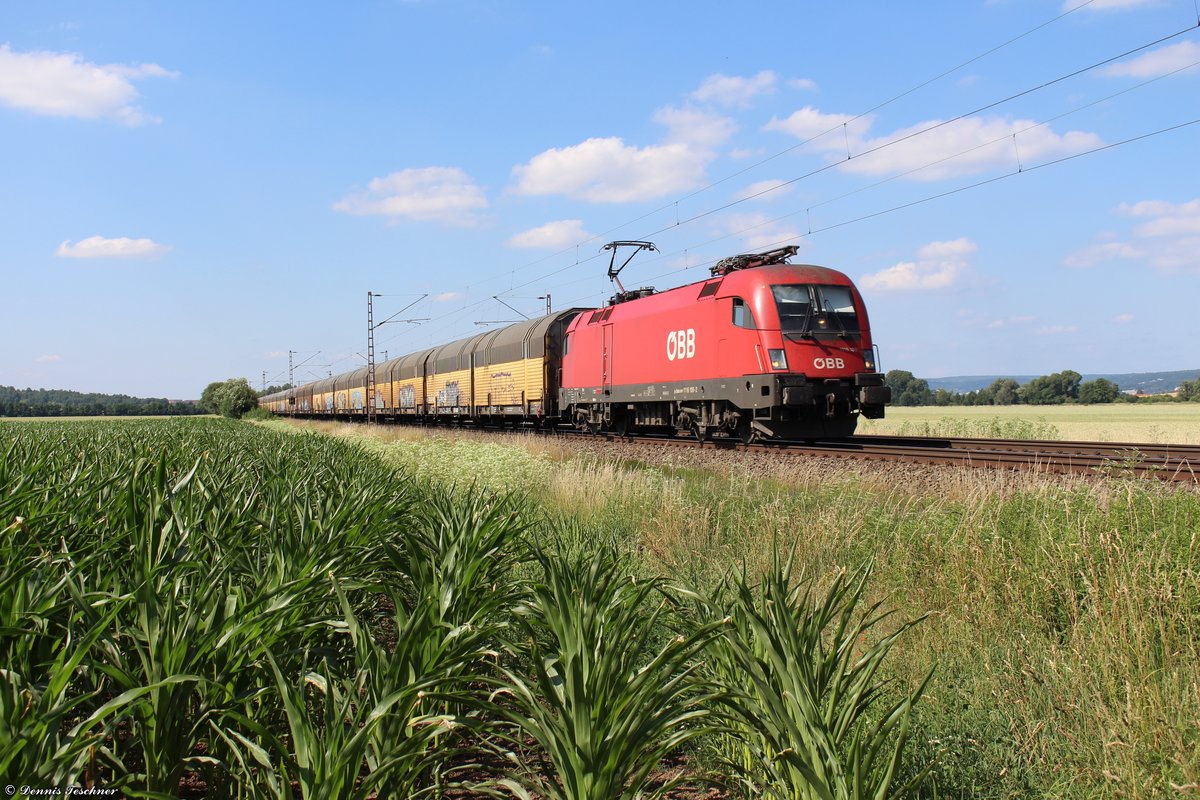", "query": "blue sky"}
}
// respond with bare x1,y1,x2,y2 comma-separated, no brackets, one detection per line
2,0,1198,397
